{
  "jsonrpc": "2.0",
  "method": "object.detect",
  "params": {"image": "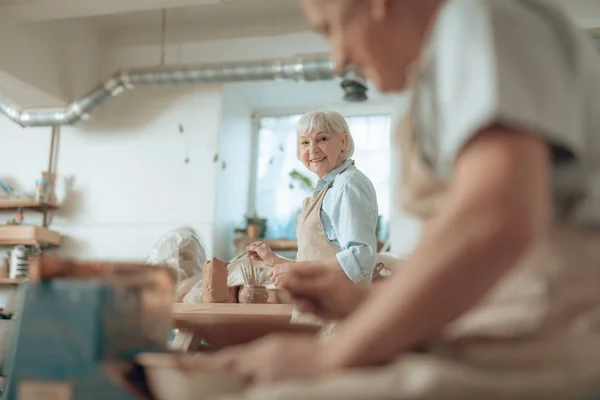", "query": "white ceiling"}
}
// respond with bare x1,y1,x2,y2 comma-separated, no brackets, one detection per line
94,0,308,43
0,0,258,22
0,0,599,42
0,0,307,43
